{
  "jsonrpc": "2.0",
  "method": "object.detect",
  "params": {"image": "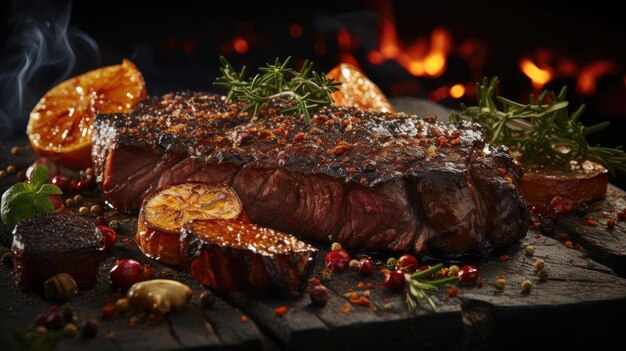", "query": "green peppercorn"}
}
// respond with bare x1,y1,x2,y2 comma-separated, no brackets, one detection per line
108,220,121,231
386,257,397,270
